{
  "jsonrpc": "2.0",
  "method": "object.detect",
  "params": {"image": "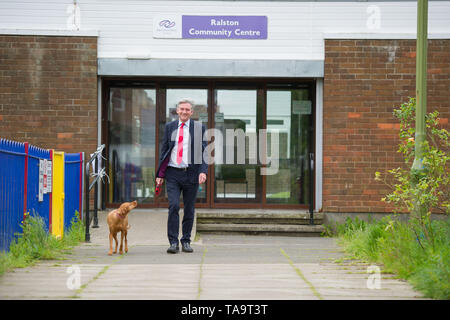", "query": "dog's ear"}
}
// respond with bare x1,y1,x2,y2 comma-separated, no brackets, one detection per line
119,202,129,214
126,201,137,212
